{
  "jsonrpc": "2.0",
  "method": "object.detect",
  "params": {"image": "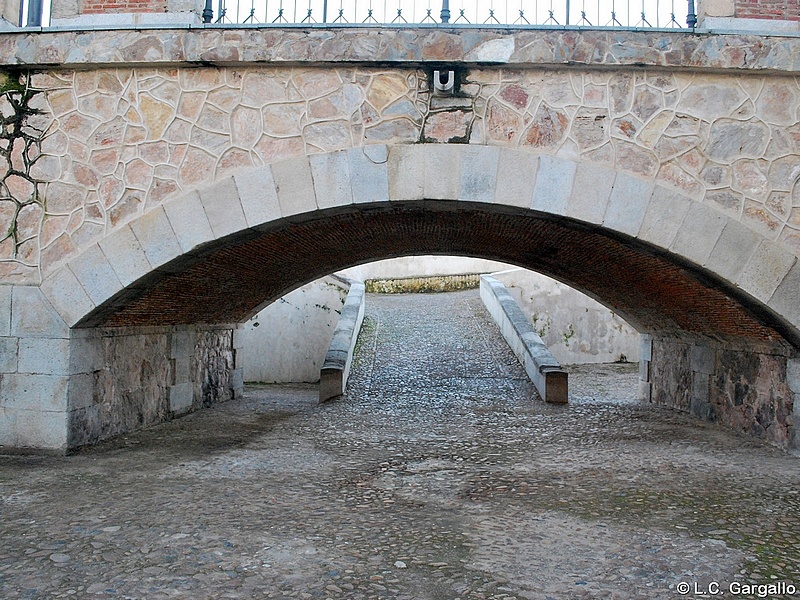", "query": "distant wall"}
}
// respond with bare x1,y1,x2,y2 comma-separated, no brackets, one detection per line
490,268,641,365
238,259,641,384
239,276,349,384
